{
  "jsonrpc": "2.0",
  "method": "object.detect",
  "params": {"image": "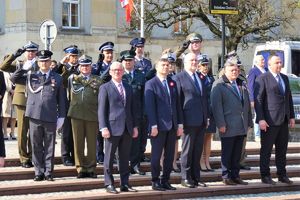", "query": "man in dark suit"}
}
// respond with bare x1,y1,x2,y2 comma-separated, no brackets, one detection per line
130,37,152,163
25,50,66,181
98,62,138,194
120,50,146,175
254,55,295,185
145,58,183,191
93,41,114,164
173,53,208,188
247,55,267,142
